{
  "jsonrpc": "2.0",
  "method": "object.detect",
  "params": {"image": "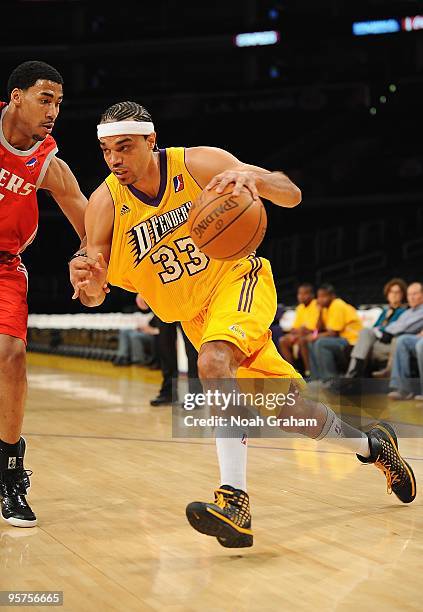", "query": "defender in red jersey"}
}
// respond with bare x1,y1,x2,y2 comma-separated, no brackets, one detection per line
0,61,87,527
